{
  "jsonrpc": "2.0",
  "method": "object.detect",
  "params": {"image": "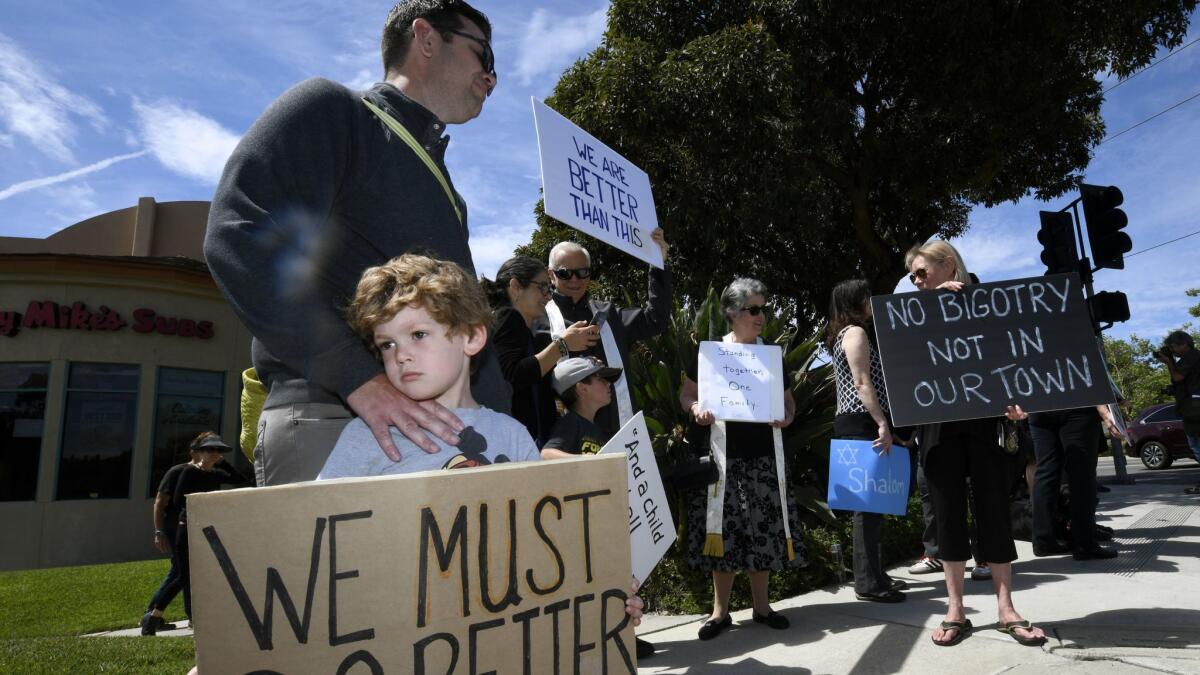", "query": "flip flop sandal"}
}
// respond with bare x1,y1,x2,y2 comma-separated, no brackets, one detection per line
998,620,1047,646
931,619,972,647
